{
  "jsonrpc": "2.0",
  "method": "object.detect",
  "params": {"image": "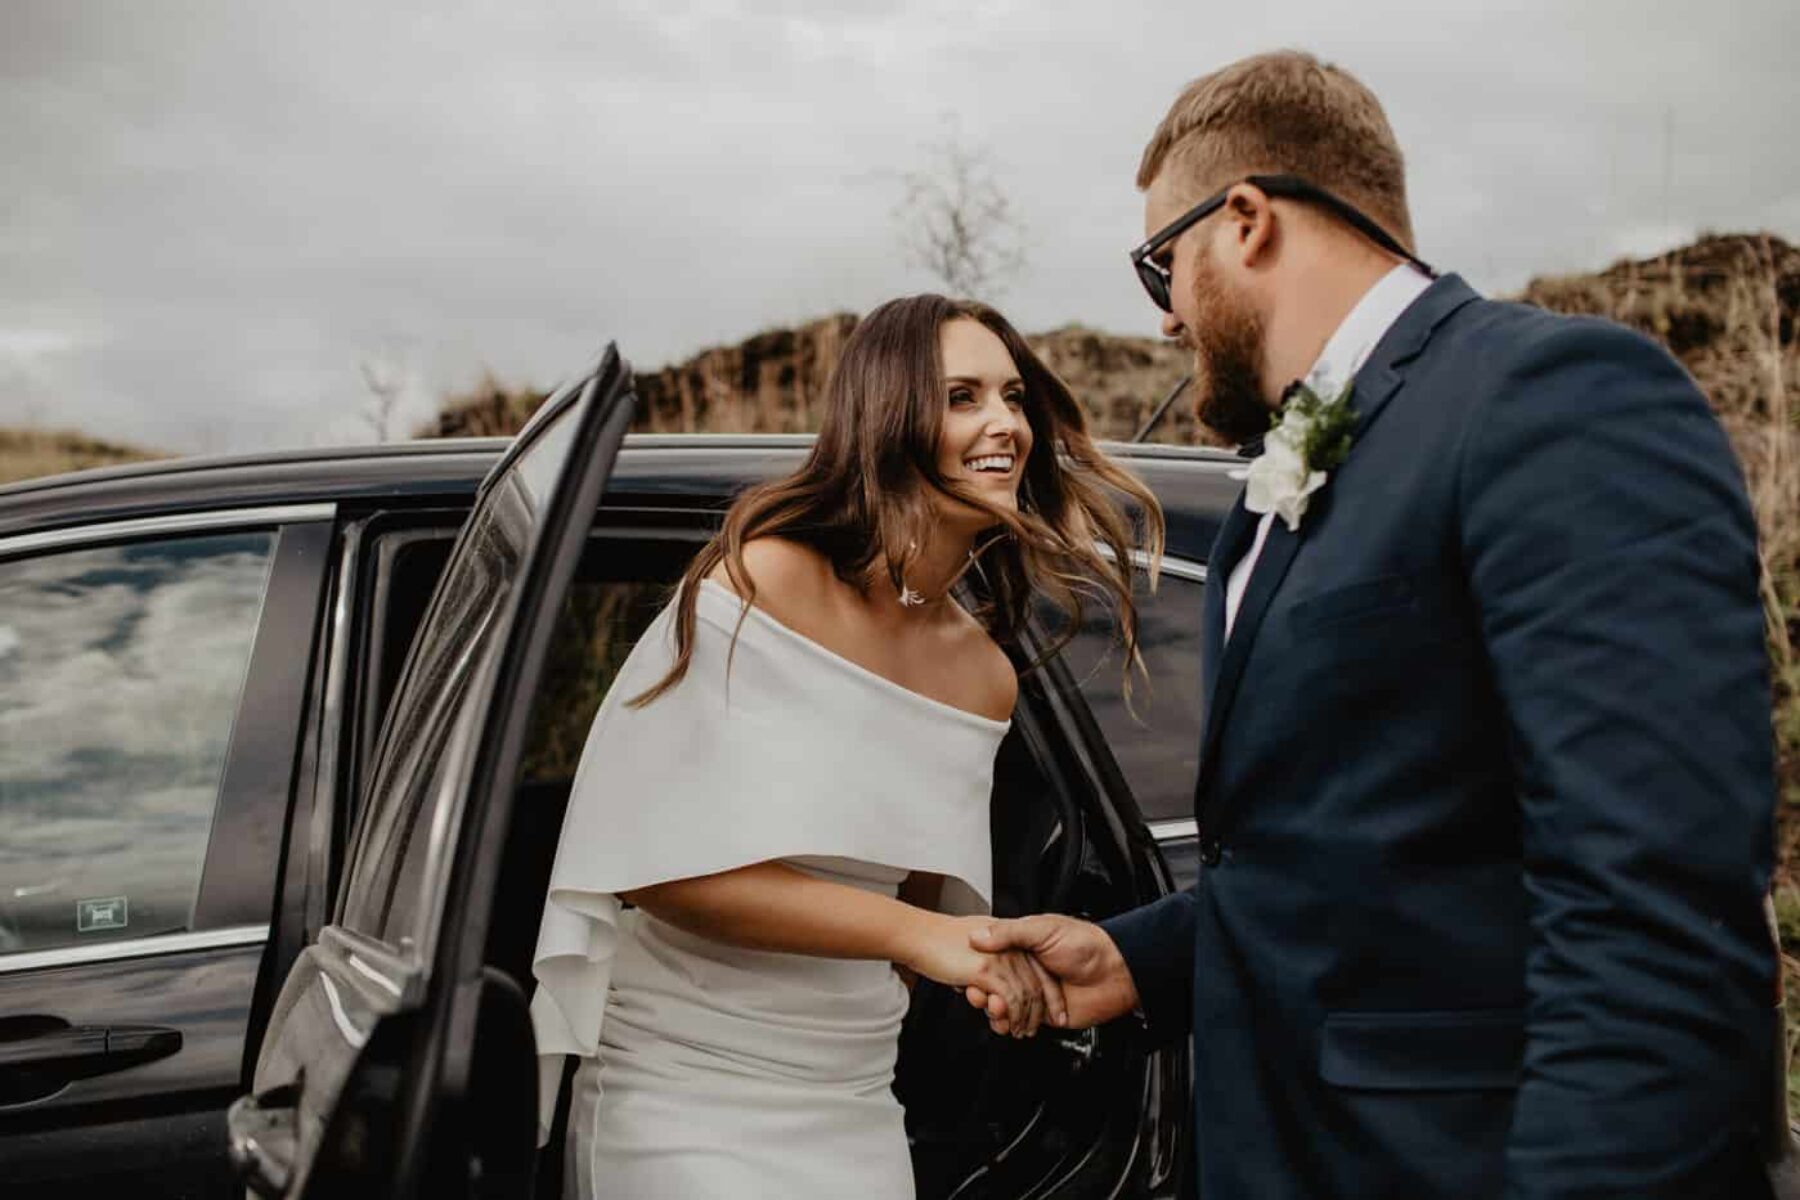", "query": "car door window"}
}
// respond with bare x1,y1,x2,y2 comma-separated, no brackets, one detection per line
338,408,583,954
0,533,276,957
1056,566,1206,824
520,549,693,784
